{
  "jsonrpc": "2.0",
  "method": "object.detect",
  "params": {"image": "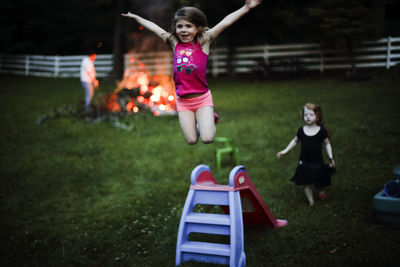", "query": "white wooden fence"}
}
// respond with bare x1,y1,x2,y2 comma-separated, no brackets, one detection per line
0,54,113,78
1,37,399,78
207,36,400,76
